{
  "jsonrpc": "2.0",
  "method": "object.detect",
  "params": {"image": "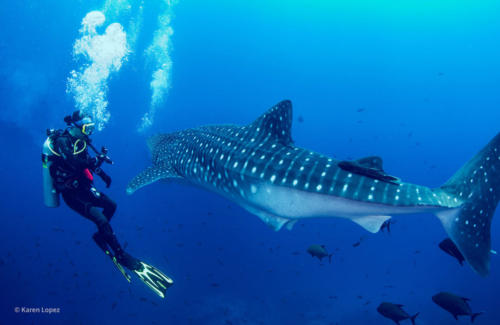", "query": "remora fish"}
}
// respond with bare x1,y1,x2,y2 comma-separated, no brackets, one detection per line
127,100,500,276
377,302,419,325
439,238,465,265
380,219,393,233
432,292,483,322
